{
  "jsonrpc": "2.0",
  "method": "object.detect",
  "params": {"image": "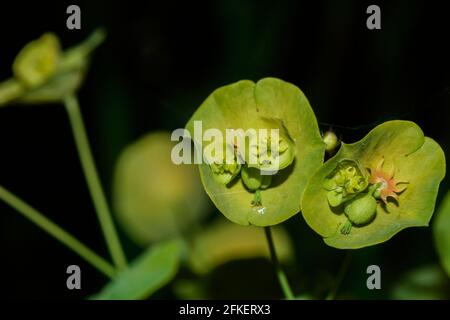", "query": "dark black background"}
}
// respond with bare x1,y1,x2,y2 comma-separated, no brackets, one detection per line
0,0,449,299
